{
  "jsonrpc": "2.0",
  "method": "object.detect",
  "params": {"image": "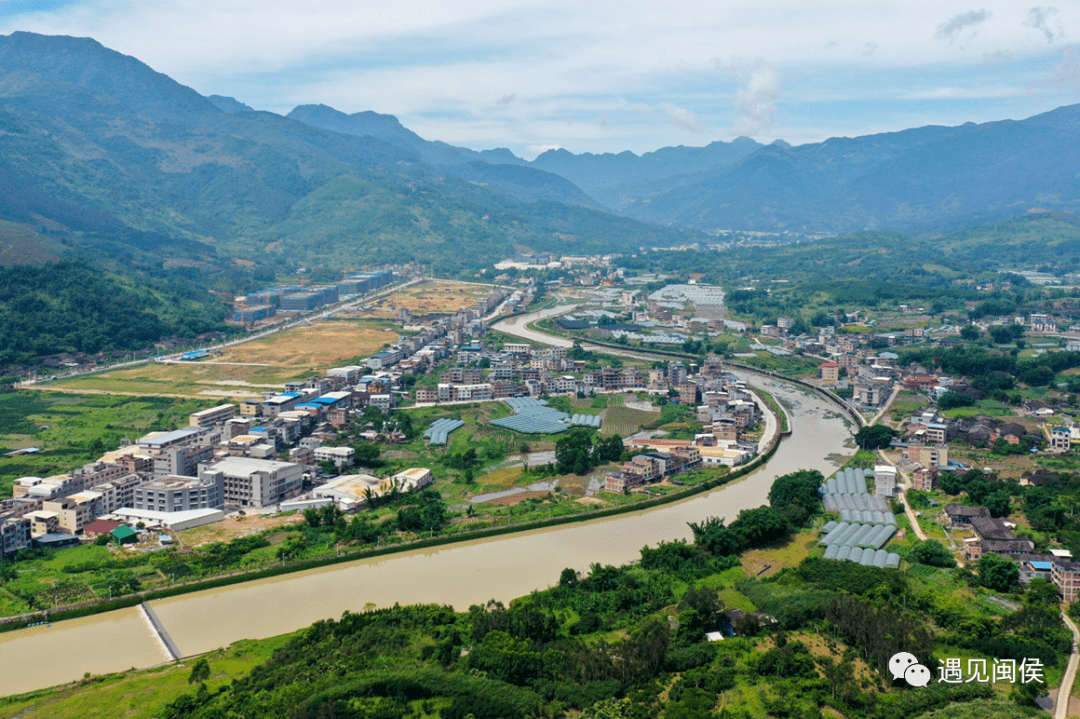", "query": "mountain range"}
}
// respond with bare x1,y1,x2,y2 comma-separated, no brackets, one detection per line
277,93,1080,236
2,29,1079,275
0,32,702,275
